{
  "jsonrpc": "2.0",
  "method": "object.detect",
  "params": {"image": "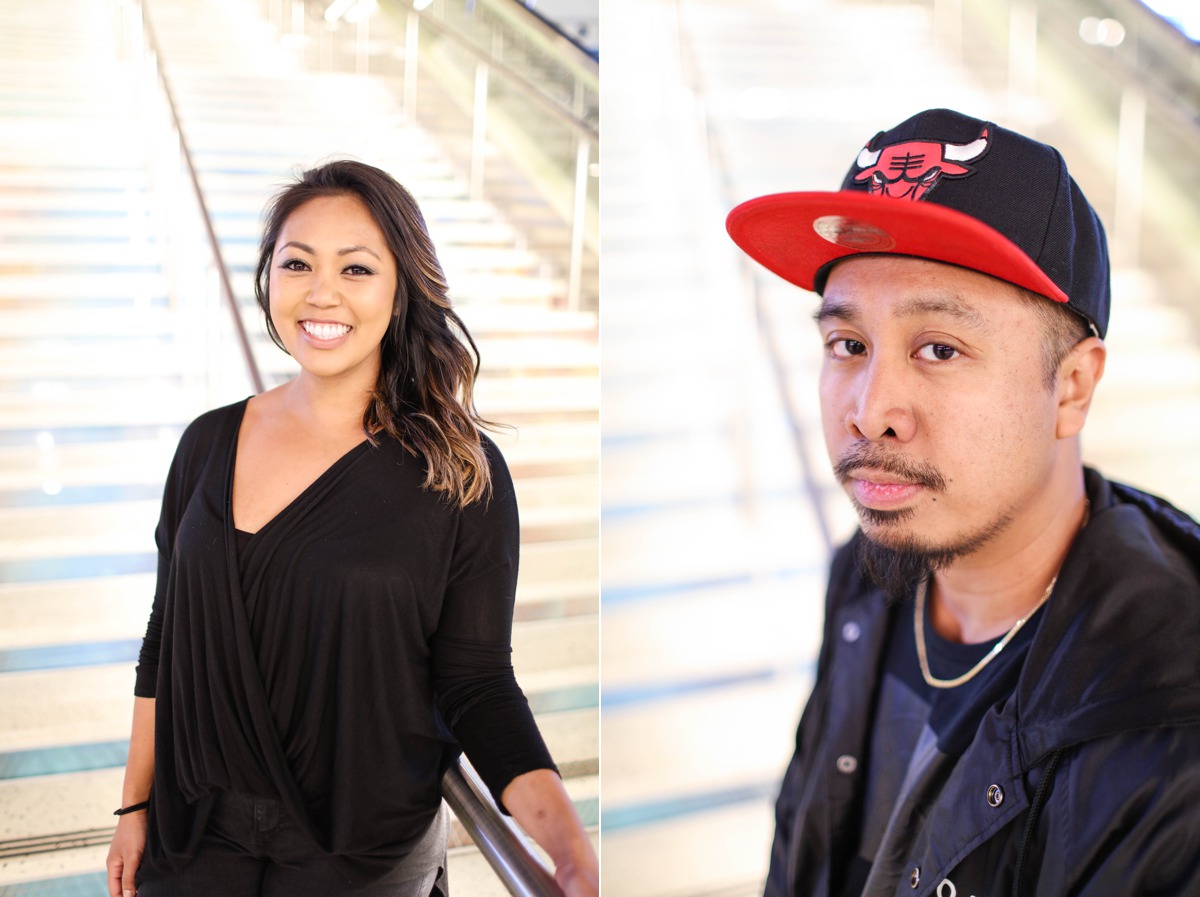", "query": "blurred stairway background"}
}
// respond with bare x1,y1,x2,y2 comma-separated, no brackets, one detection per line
601,0,1200,894
0,0,597,892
